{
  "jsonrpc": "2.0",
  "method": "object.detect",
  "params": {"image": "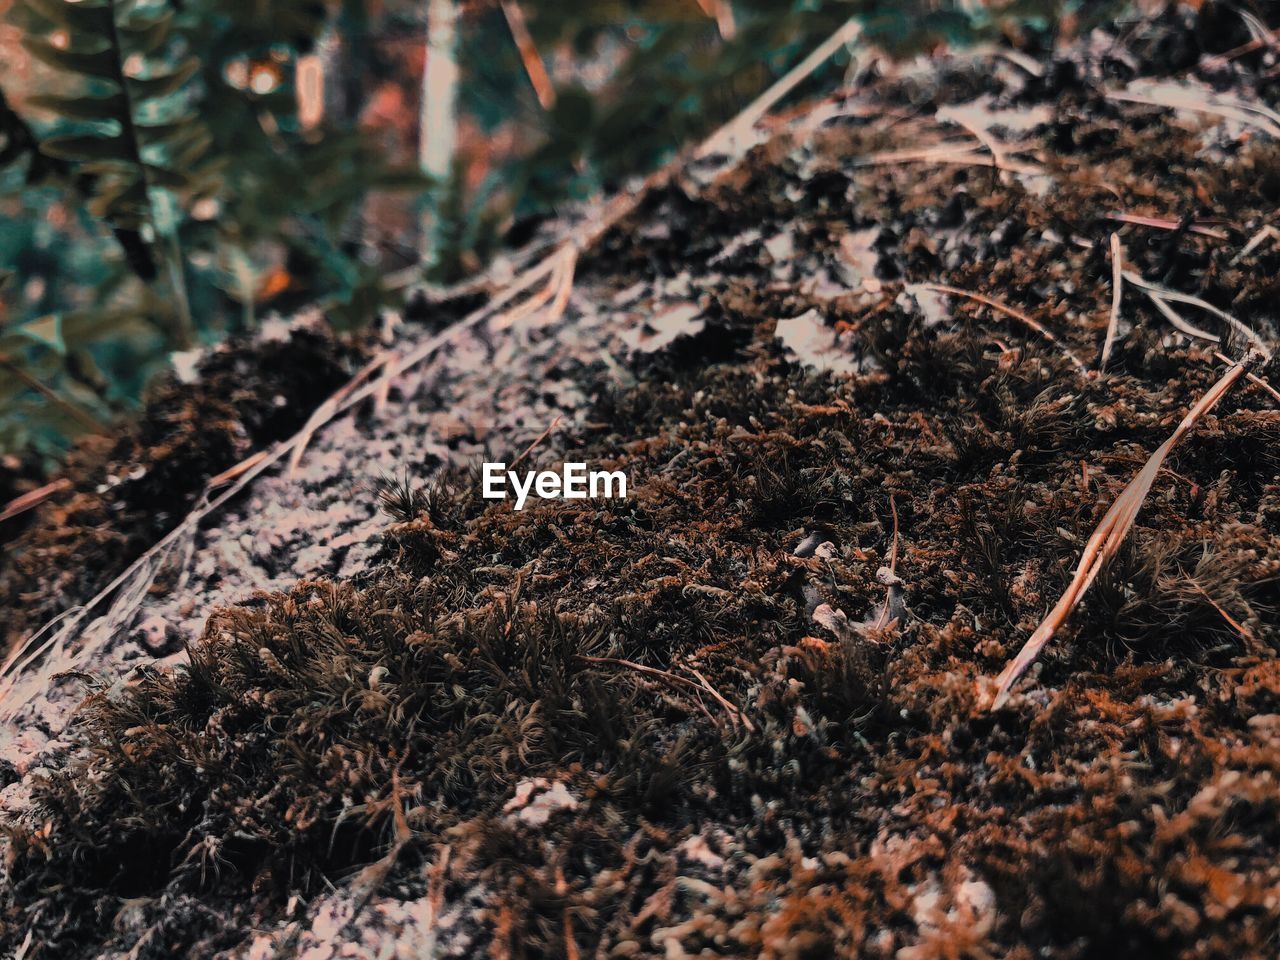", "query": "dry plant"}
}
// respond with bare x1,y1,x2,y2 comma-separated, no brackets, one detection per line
908,283,1089,374
500,0,556,110
0,477,71,524
989,354,1259,709
1099,232,1124,371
